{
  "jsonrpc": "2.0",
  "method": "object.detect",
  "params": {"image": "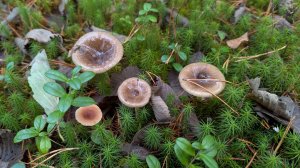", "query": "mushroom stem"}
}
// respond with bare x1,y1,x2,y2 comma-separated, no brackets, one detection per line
183,79,239,115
